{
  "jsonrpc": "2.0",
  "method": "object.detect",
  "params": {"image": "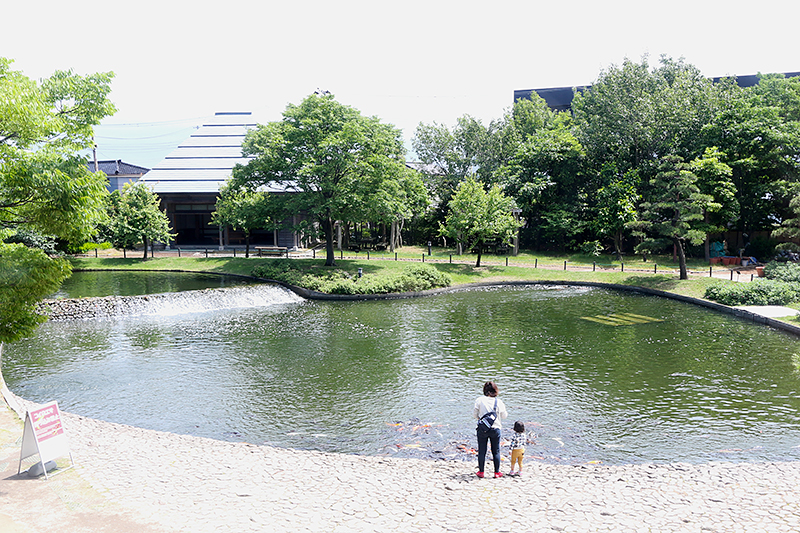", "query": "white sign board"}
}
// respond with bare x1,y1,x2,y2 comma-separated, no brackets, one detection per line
18,401,73,479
